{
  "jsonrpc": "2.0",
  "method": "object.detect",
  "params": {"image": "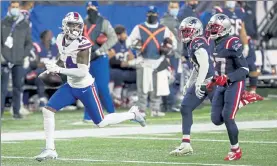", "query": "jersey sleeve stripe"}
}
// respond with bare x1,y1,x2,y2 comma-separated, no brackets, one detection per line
214,6,223,13
190,36,208,49
33,42,41,53
225,37,240,49
240,7,245,13
78,43,92,49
